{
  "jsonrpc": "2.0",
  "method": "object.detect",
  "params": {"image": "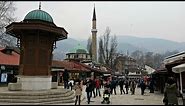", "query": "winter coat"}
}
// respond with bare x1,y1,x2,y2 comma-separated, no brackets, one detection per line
110,80,116,88
140,81,146,90
74,84,82,96
85,81,91,92
164,83,178,105
95,79,100,88
119,80,124,88
125,81,129,88
130,81,136,88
